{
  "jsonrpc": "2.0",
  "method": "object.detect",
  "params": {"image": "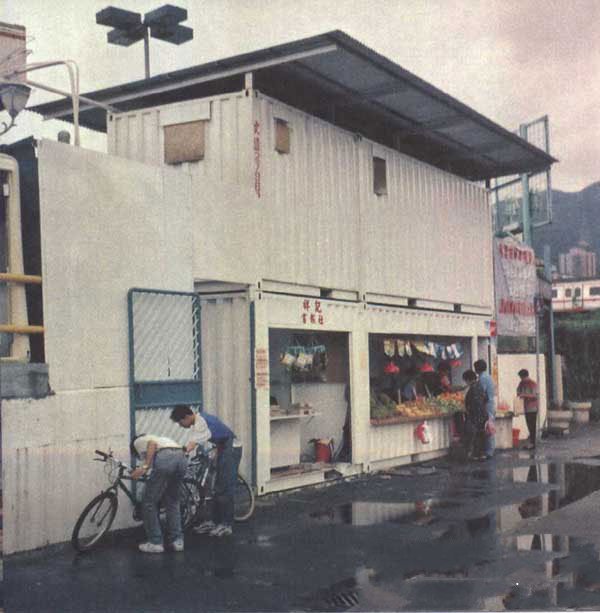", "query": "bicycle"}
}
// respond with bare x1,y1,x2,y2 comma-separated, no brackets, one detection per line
72,447,255,552
182,443,255,525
